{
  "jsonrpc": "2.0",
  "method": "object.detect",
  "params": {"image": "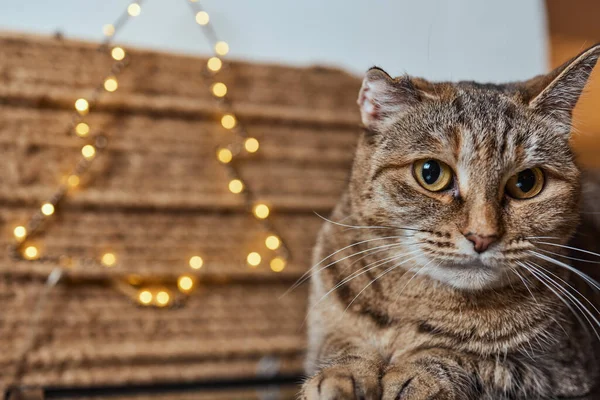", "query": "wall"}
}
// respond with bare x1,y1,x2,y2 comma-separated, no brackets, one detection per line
0,0,547,81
